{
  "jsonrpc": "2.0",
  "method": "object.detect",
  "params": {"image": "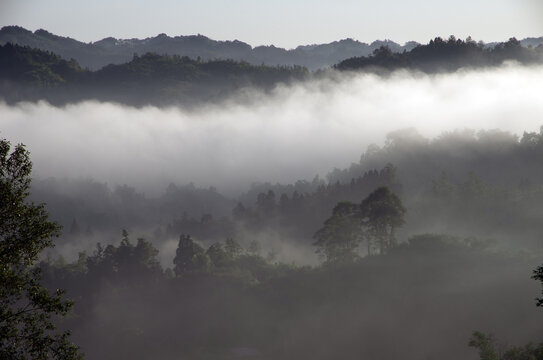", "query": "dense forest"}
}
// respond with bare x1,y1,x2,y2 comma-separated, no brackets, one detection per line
7,126,540,359
336,36,543,72
0,26,422,70
1,35,542,106
0,43,308,106
30,127,543,260
2,26,542,71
